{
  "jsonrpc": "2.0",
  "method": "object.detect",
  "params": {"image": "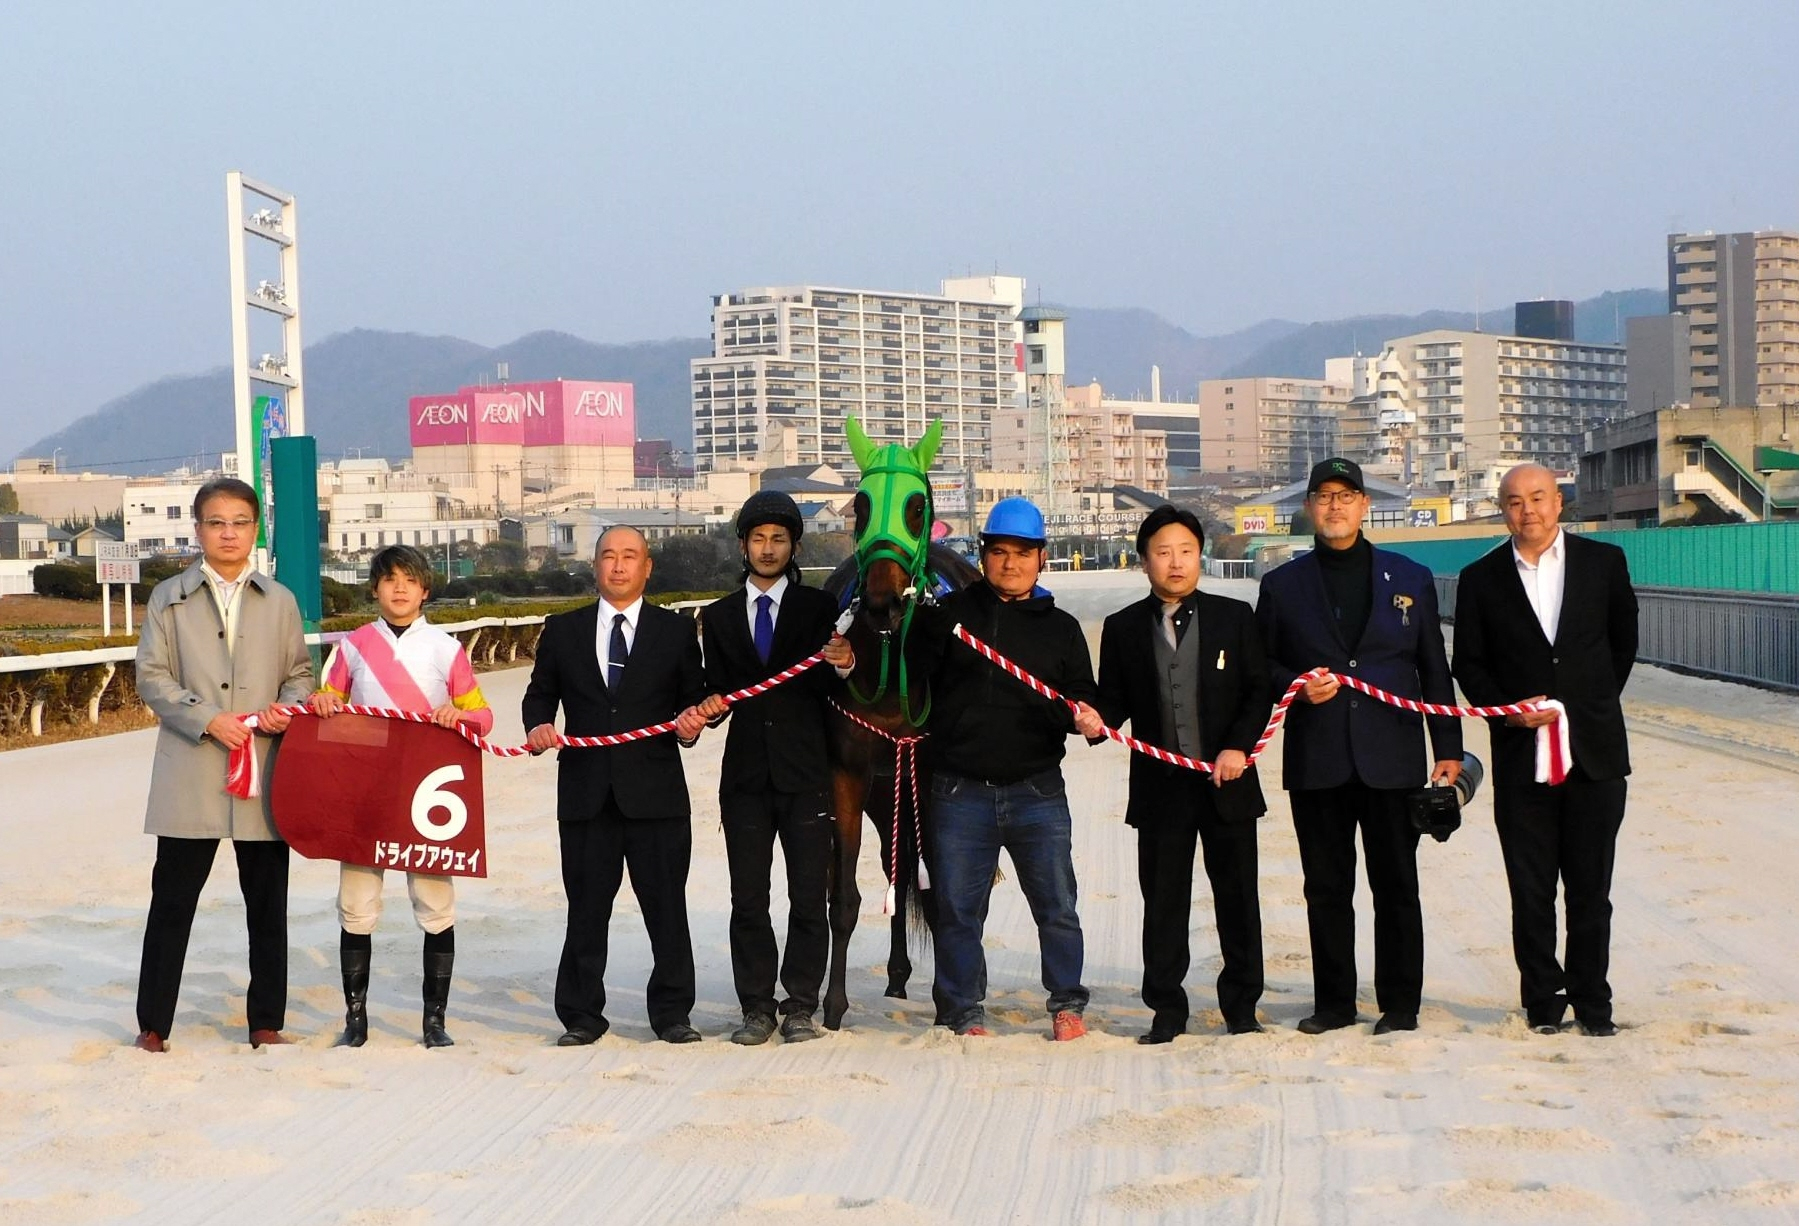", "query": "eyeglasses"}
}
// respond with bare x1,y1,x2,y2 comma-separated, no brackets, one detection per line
1308,491,1363,507
199,518,257,532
